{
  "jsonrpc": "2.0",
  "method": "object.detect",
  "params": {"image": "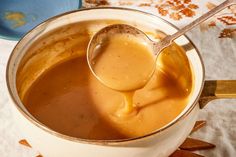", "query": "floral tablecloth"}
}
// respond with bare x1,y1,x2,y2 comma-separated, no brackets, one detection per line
0,0,235,156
